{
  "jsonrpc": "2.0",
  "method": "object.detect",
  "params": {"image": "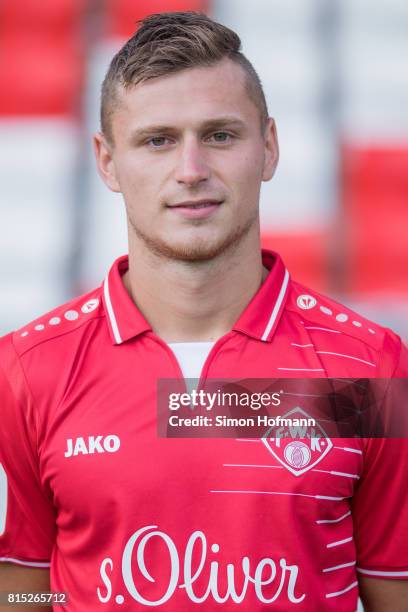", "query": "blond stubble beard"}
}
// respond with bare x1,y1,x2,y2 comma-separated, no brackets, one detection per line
127,210,259,263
